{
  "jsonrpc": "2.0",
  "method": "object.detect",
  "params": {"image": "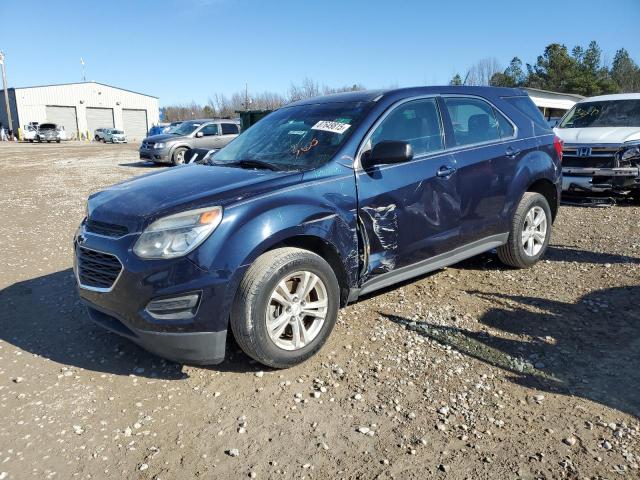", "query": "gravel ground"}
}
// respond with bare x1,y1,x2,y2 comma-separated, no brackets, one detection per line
0,142,638,479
